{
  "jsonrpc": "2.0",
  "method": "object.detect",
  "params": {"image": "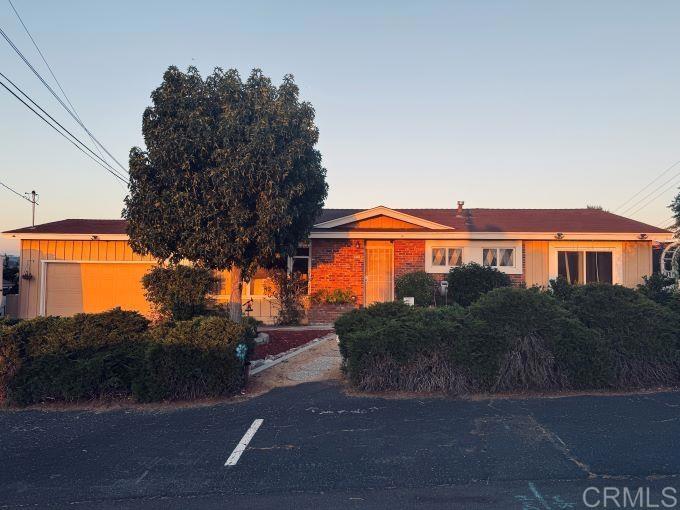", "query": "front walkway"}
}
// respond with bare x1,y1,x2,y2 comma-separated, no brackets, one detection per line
247,333,341,396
